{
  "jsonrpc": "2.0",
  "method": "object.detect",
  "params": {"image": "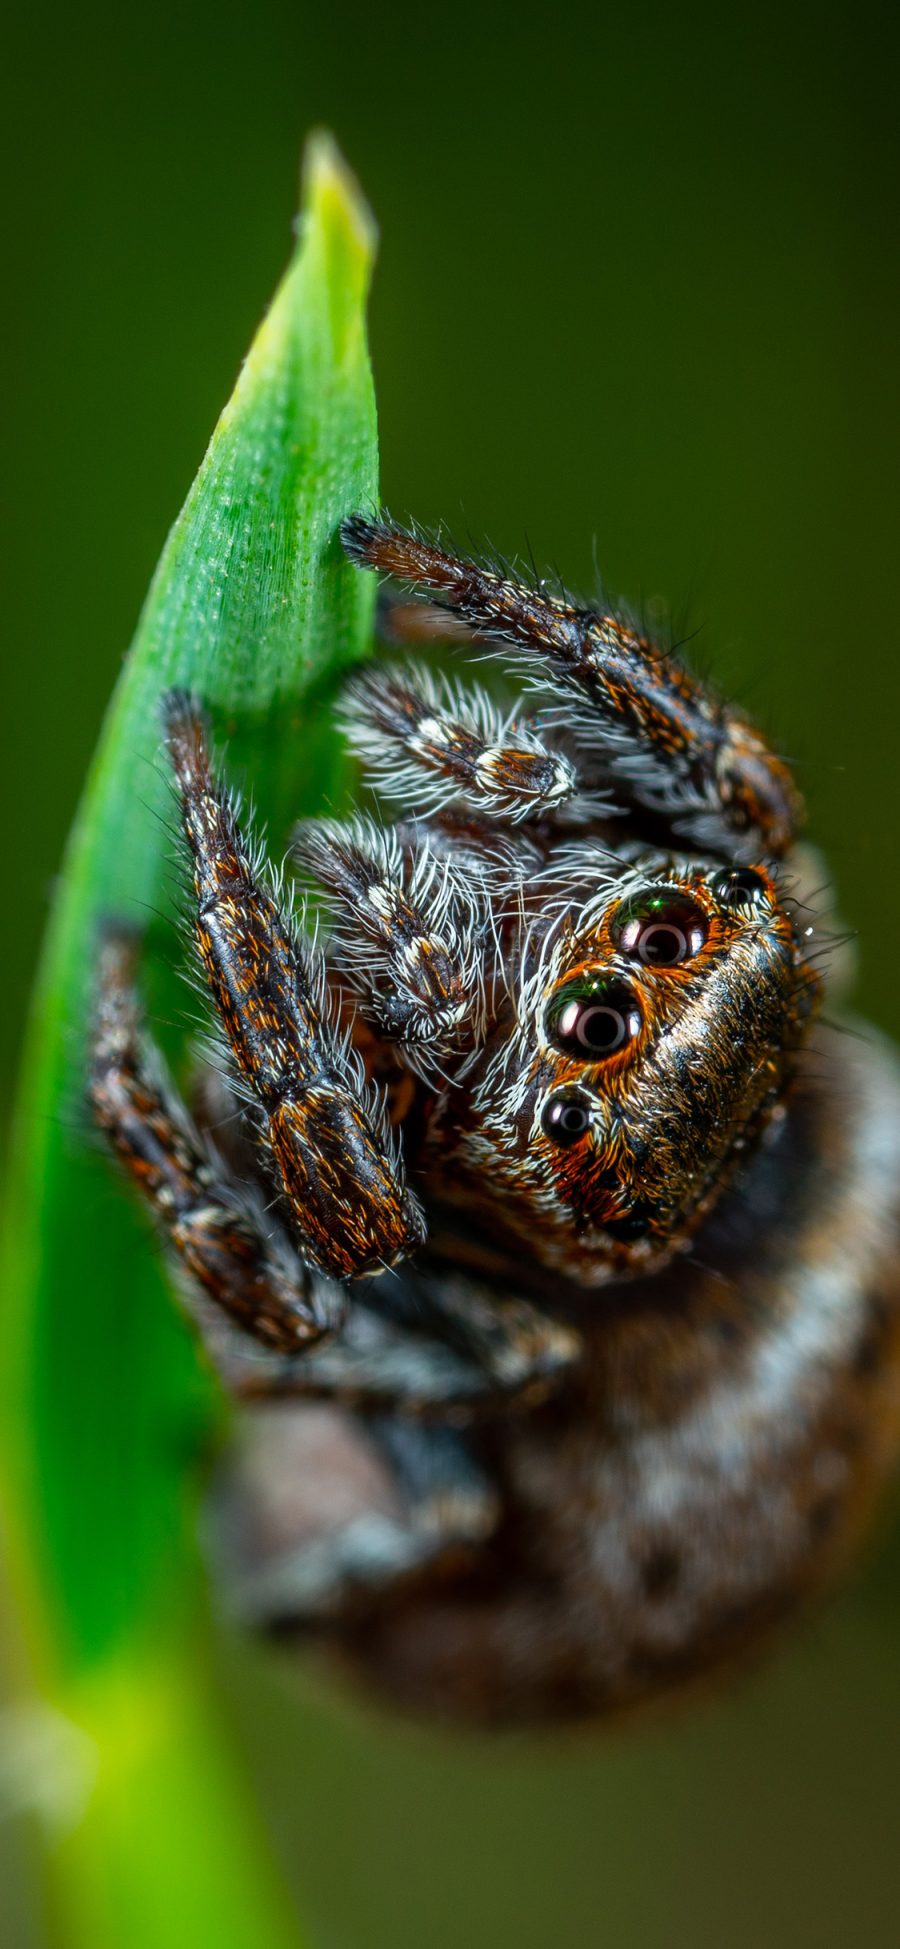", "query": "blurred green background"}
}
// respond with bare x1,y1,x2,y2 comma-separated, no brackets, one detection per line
3,2,900,1945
